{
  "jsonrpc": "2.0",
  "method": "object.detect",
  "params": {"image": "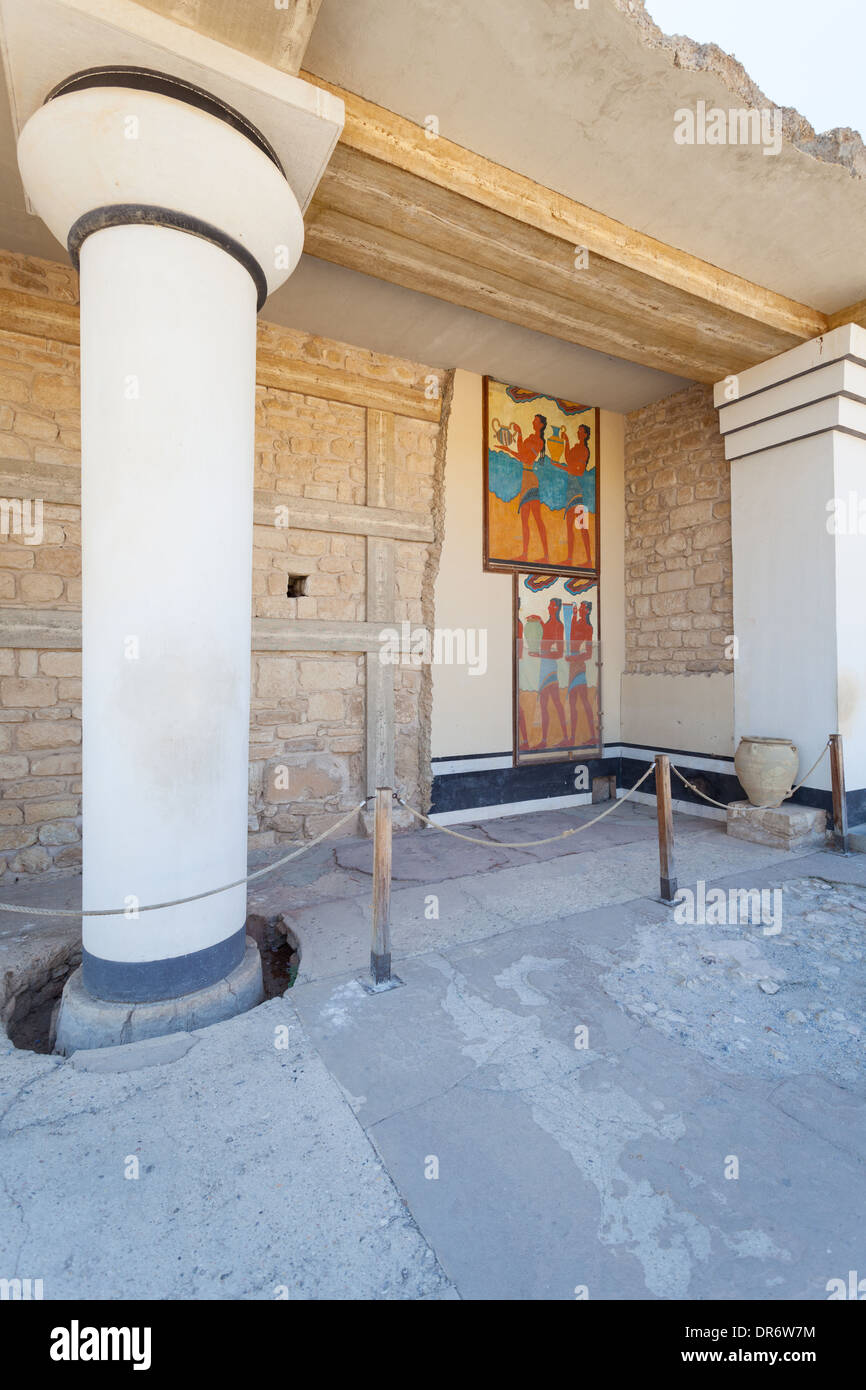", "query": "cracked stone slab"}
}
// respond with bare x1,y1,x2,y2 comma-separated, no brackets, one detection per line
596,875,866,1088
282,818,819,986
296,908,865,1299
476,807,660,862
69,1032,199,1073
0,998,456,1300
770,1074,866,1162
335,830,528,880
